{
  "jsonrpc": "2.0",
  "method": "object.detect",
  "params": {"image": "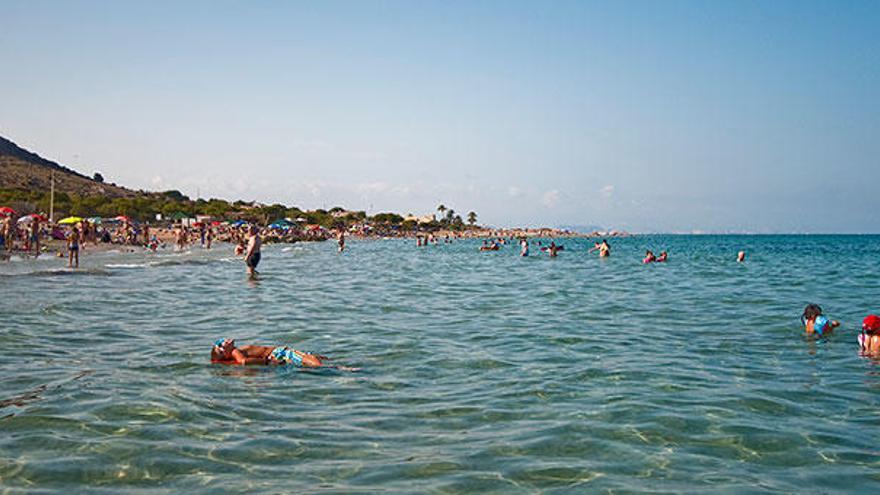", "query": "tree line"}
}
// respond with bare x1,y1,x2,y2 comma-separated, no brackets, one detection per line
0,188,480,231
